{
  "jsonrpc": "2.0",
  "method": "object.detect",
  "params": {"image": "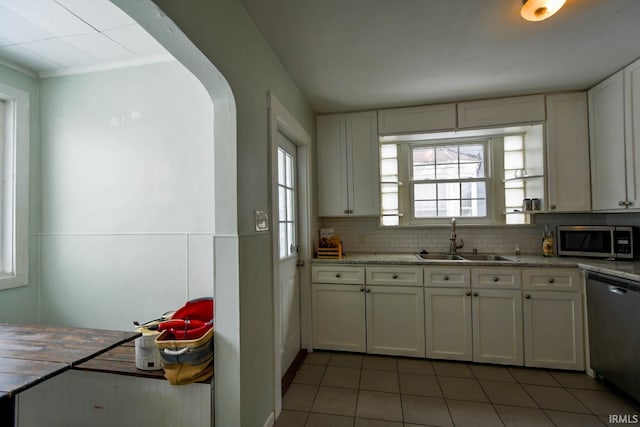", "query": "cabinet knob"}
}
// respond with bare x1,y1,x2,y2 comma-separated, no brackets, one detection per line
619,201,626,207
525,294,532,299
548,278,555,284
465,291,472,297
492,277,499,282
628,201,634,207
335,273,341,278
472,292,479,297
550,205,556,210
443,275,450,281
360,286,365,292
366,288,371,293
392,274,398,279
